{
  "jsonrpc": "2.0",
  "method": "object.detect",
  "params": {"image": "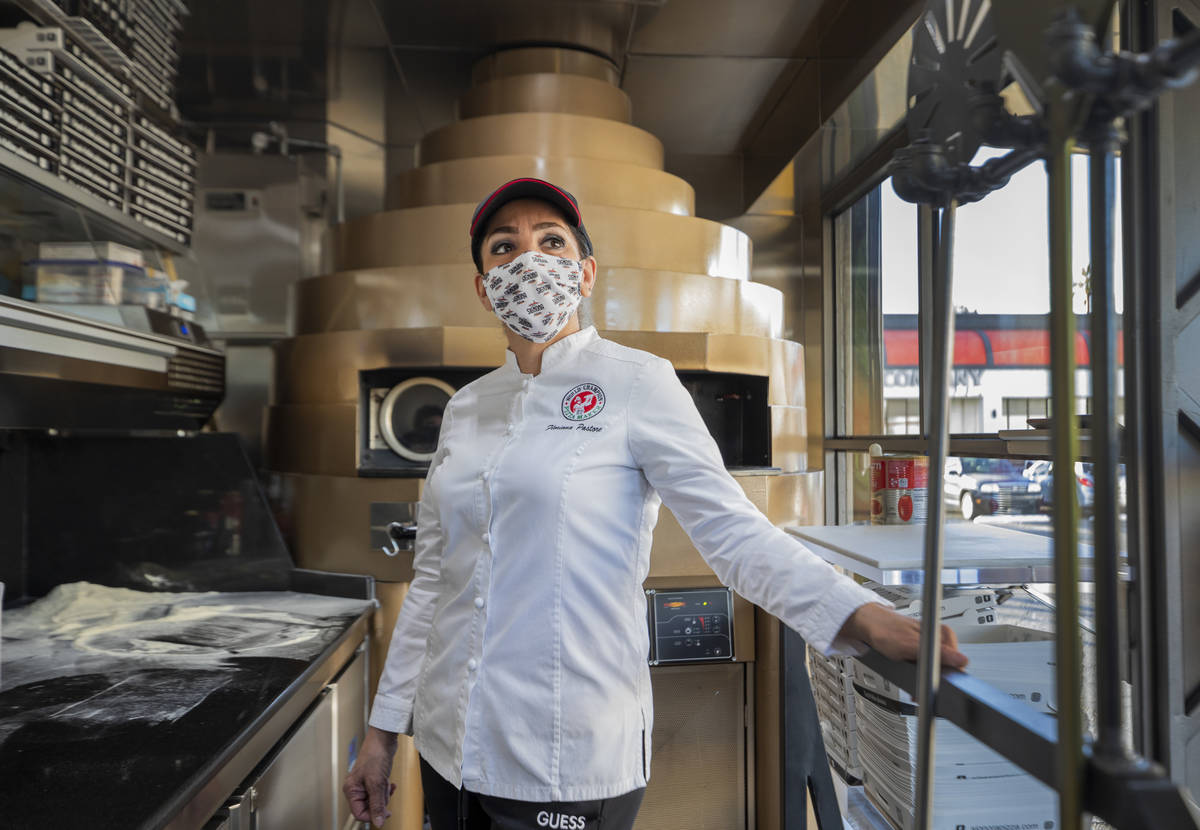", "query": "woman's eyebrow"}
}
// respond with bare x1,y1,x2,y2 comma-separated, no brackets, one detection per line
486,221,565,242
